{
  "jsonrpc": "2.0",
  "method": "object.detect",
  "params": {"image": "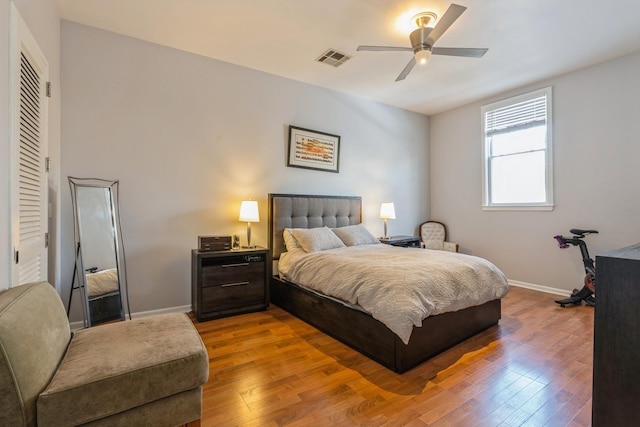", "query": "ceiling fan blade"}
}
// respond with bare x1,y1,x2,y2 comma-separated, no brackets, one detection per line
395,57,417,82
425,3,467,46
357,45,413,52
432,47,488,58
